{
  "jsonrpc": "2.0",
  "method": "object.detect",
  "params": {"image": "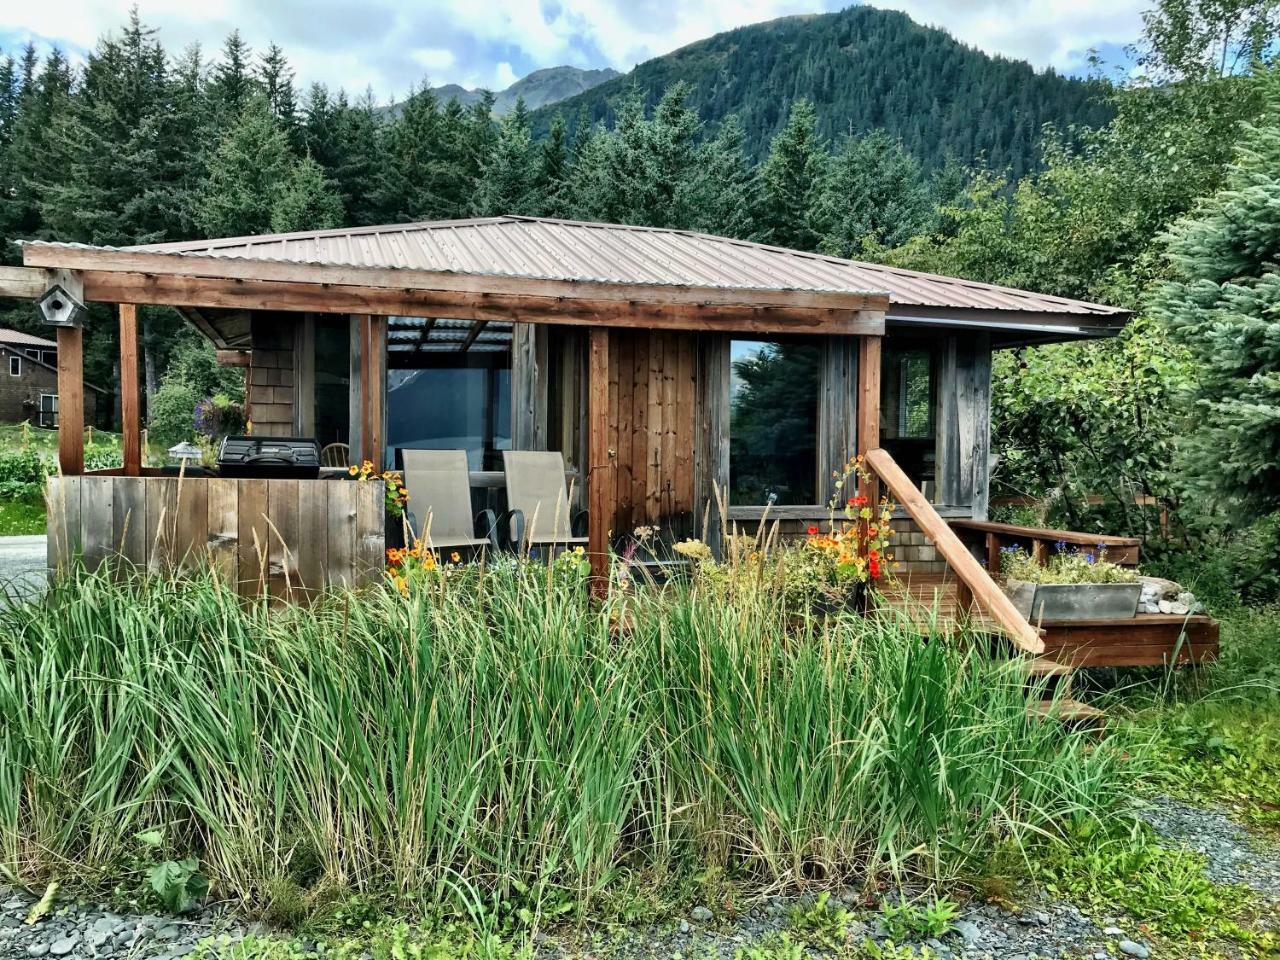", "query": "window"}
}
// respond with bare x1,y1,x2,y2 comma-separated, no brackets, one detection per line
25,349,38,360
9,356,20,376
41,350,55,366
728,339,821,506
312,315,351,447
880,345,936,494
39,394,58,429
386,318,512,472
